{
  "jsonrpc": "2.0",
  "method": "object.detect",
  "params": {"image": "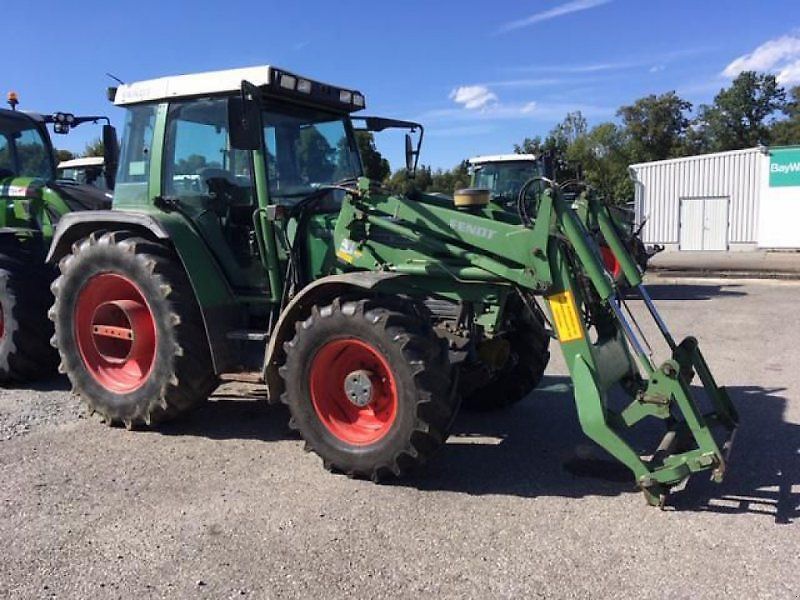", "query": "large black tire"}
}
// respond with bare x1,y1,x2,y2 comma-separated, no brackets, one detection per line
50,231,218,427
280,297,456,481
462,307,550,411
0,247,59,382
